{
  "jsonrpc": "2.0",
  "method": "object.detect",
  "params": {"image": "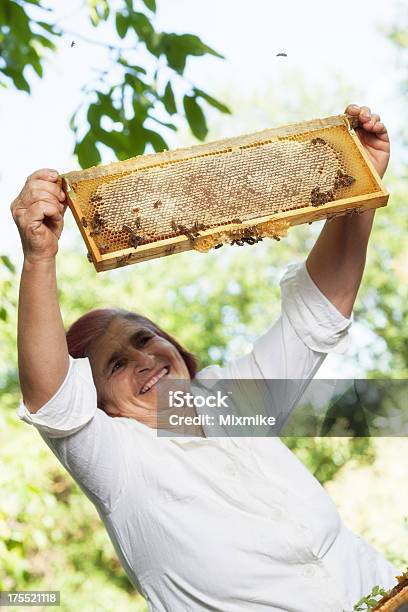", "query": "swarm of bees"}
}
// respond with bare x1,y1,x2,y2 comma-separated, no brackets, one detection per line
310,186,334,206
171,219,206,242
334,169,355,190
